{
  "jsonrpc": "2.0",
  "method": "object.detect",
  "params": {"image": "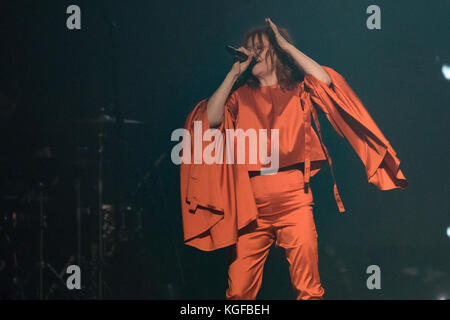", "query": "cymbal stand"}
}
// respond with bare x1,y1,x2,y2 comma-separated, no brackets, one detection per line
75,178,82,267
97,119,105,300
24,182,68,299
